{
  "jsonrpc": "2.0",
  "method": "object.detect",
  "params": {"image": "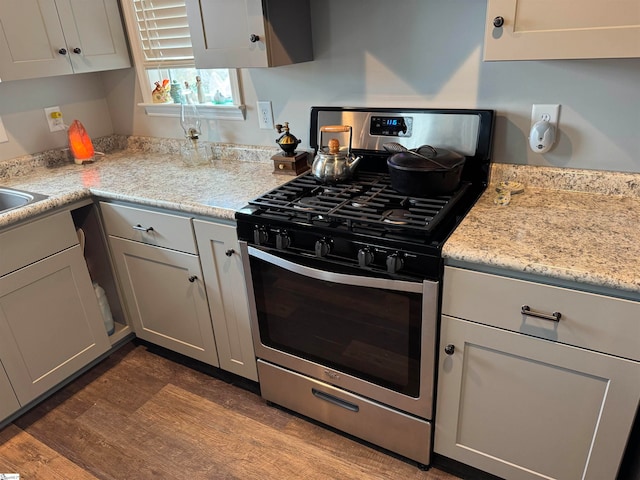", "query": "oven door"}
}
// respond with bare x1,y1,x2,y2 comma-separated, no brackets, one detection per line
239,242,438,419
